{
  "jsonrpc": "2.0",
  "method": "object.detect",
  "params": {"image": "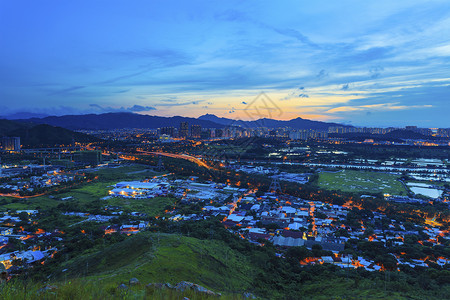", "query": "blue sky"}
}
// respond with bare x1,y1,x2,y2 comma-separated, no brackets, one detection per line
1,0,450,127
